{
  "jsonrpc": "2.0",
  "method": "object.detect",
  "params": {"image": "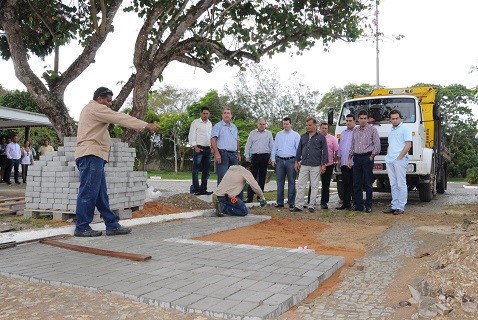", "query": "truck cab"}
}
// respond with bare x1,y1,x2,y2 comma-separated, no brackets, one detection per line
333,87,448,202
